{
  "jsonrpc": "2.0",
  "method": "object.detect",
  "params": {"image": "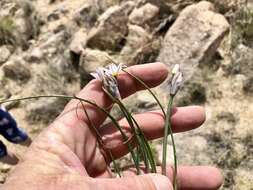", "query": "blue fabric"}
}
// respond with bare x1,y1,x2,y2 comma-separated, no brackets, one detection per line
0,141,7,158
0,107,28,144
